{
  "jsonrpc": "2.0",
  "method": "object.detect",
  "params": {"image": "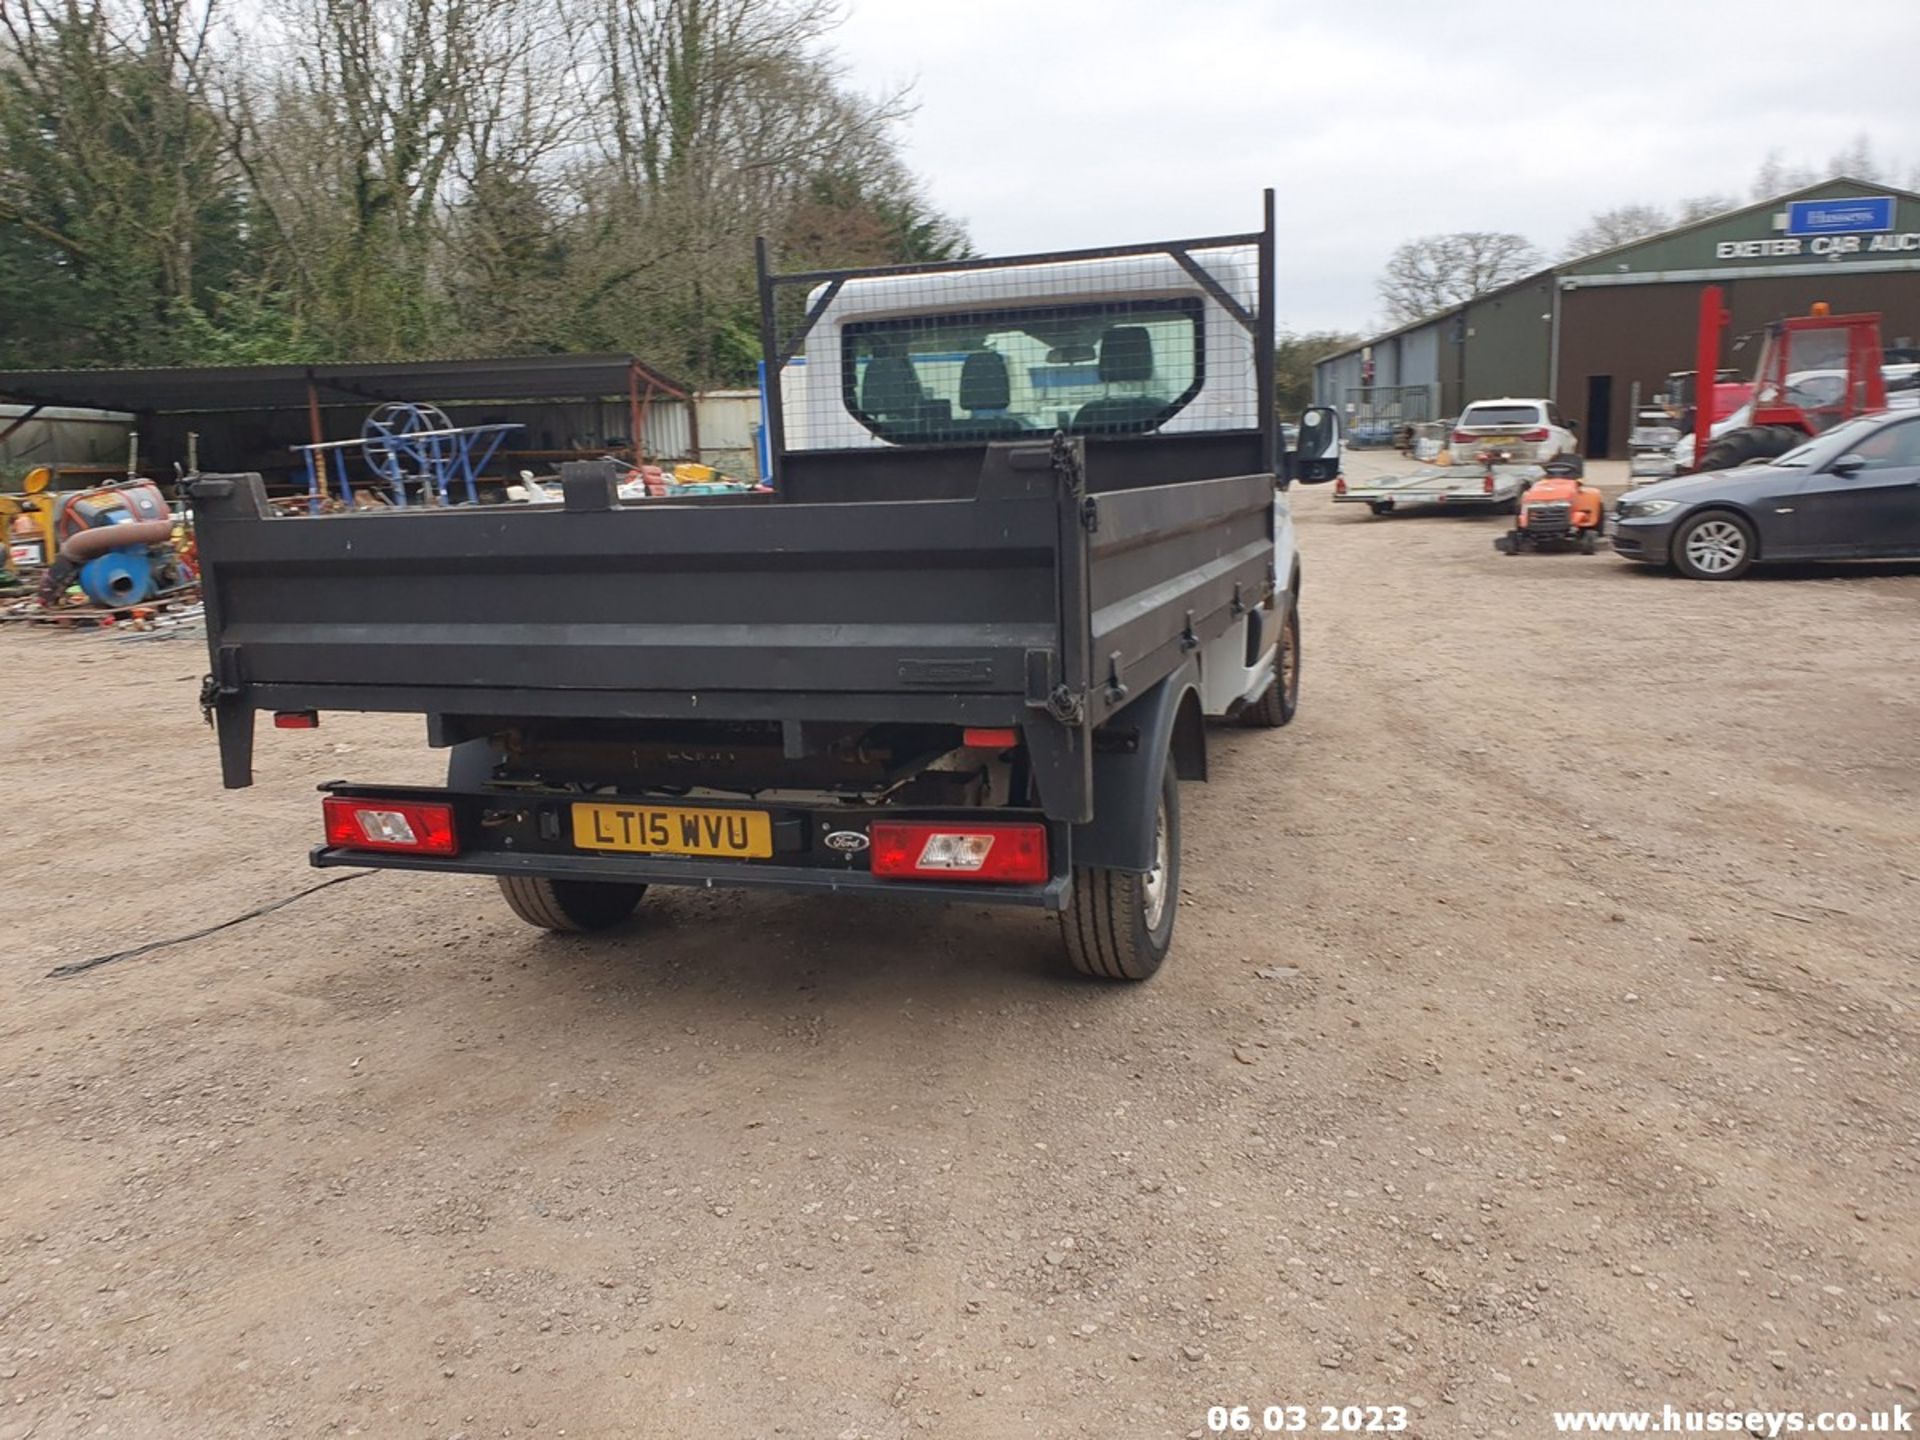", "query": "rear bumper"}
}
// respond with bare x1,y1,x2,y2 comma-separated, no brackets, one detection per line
311,844,1072,910
311,781,1074,911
